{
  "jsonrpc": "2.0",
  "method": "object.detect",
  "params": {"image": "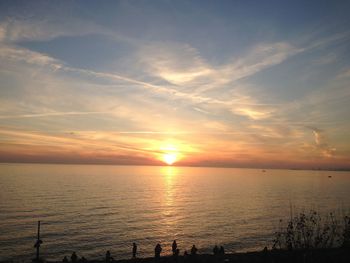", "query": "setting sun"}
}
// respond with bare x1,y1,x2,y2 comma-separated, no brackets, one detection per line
163,153,177,165
159,144,180,165
1,2,350,263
